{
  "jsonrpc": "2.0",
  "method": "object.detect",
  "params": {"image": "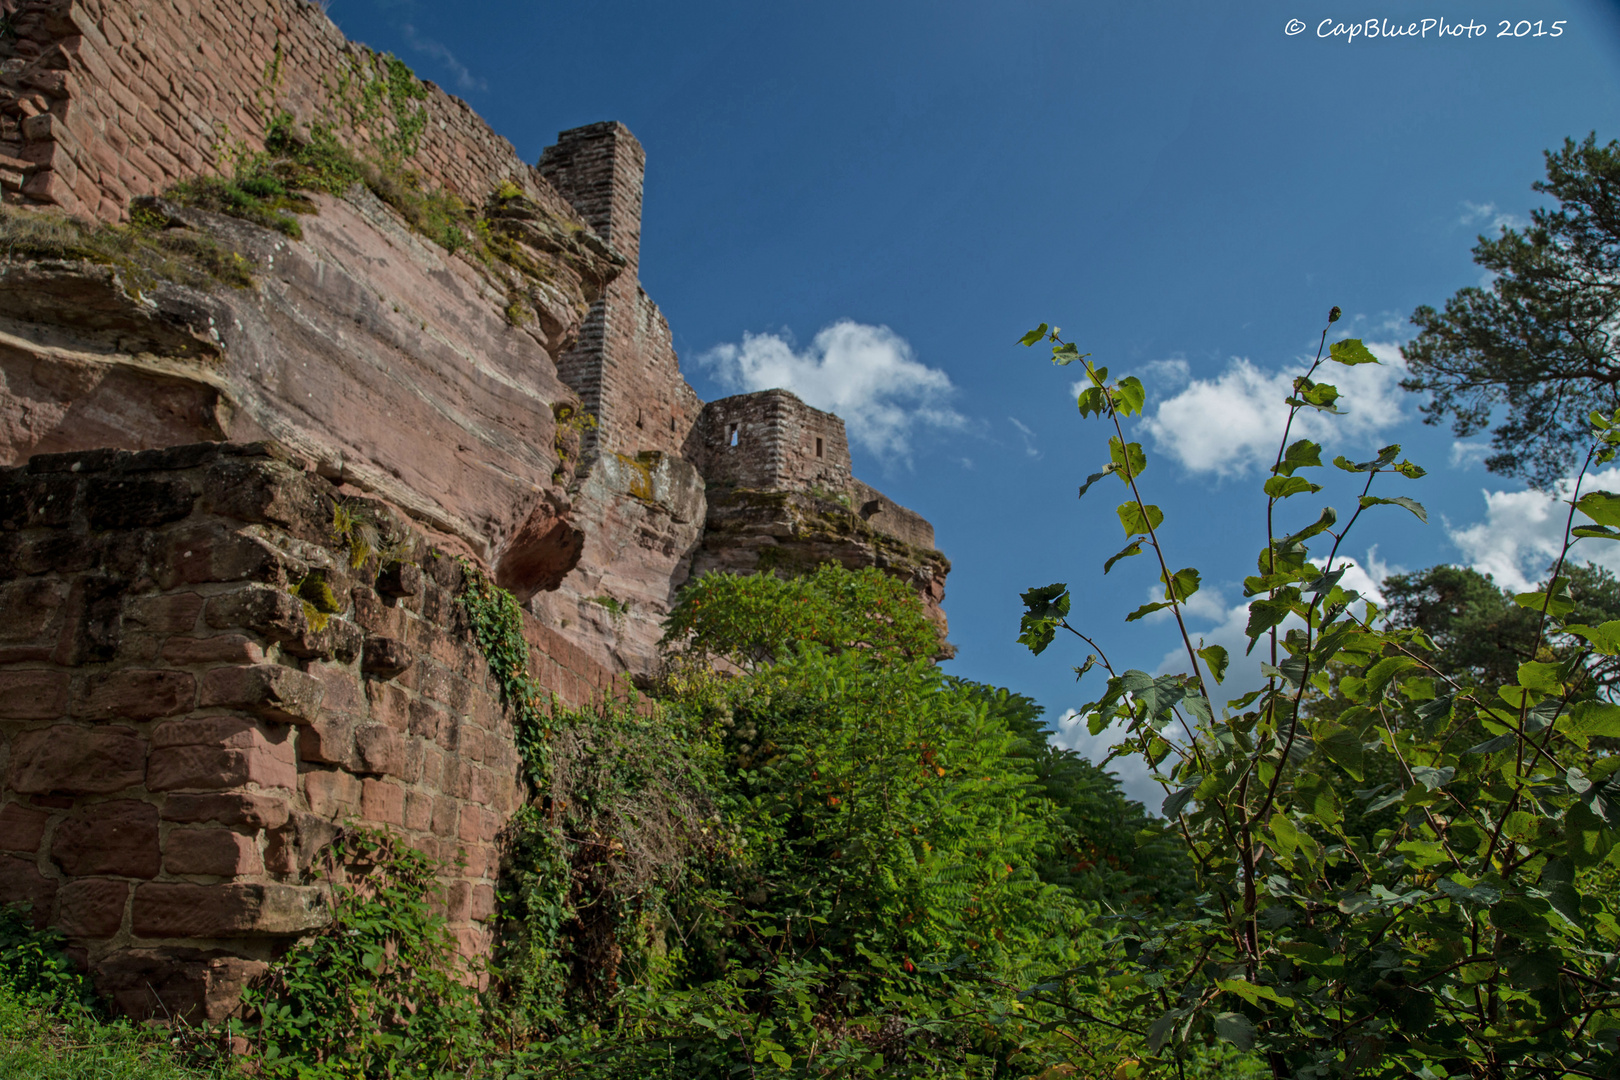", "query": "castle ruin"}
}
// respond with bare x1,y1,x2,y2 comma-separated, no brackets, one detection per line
0,0,948,1020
